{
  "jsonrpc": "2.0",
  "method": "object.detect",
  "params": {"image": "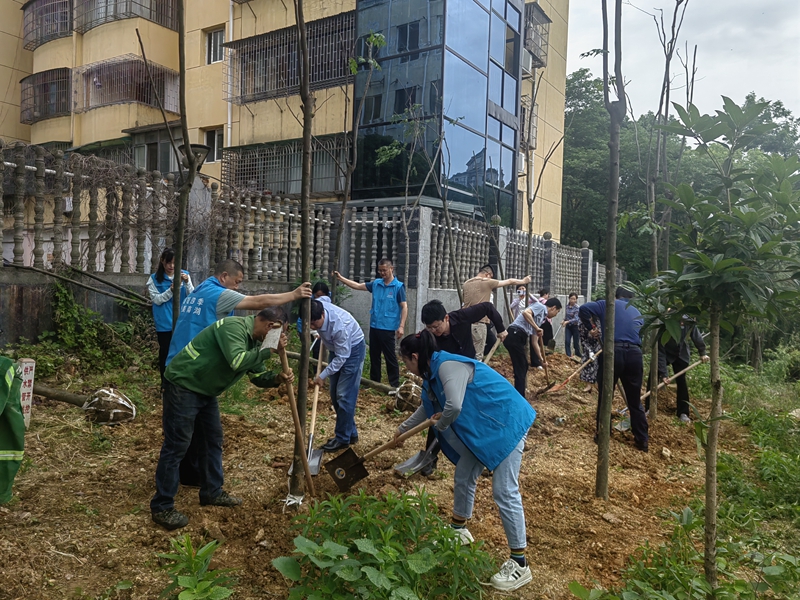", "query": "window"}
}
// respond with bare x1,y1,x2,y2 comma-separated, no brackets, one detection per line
22,0,72,51
207,28,225,64
523,2,552,68
205,129,224,162
133,127,183,174
355,32,383,70
397,21,420,62
362,94,383,124
429,80,442,115
20,68,72,125
394,87,417,116
74,0,178,35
